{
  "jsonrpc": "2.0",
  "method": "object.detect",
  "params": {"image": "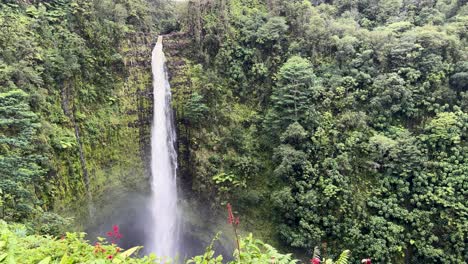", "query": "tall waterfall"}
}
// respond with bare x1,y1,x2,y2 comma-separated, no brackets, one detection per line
148,36,179,257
